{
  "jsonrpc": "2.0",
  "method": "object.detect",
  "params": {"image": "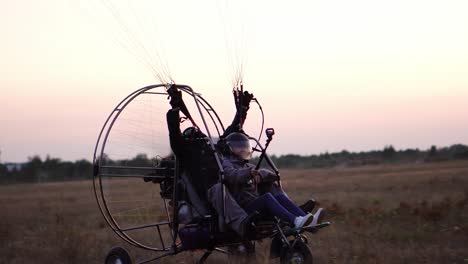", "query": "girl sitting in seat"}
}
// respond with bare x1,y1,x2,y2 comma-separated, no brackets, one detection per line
222,132,323,228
